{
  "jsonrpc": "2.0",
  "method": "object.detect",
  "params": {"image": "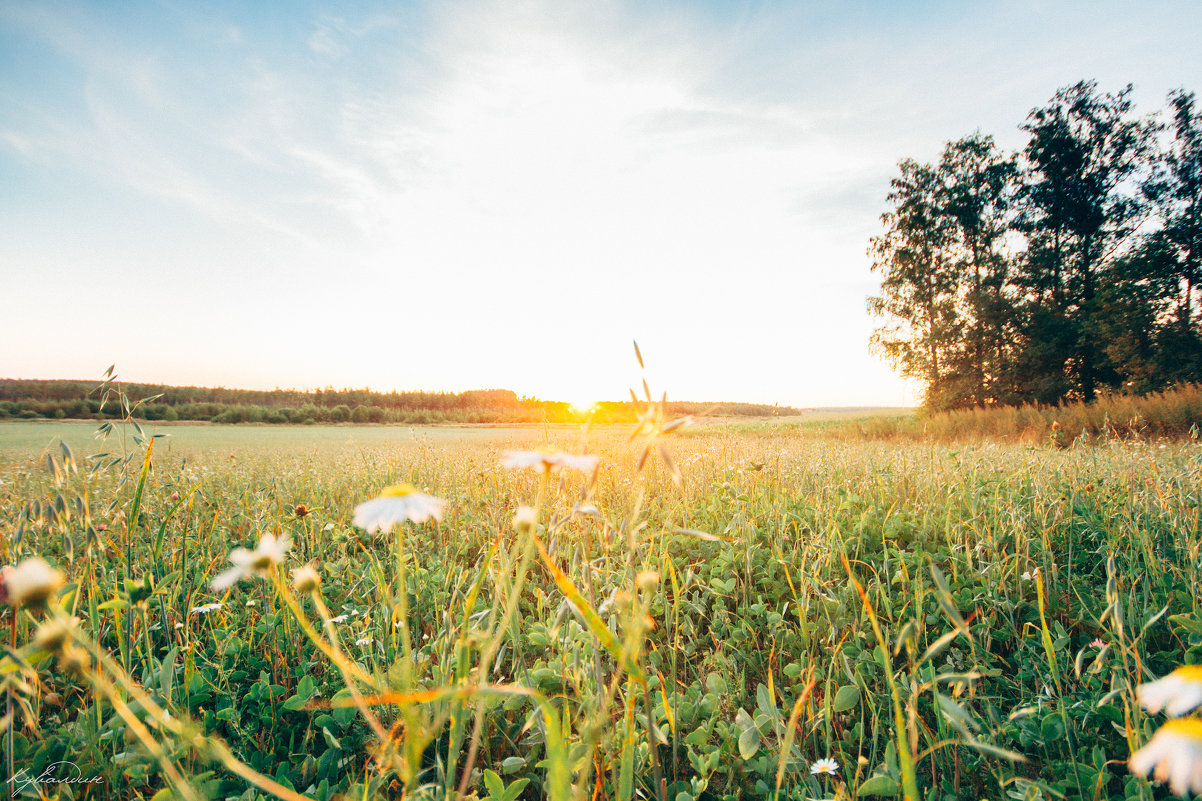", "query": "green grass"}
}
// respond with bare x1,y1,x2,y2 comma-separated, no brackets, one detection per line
826,383,1202,443
2,415,1200,800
